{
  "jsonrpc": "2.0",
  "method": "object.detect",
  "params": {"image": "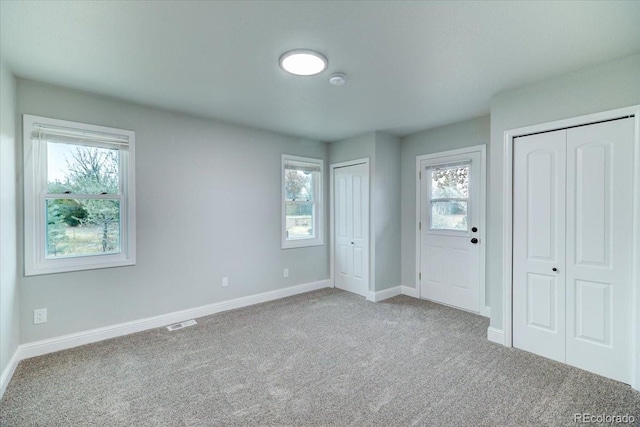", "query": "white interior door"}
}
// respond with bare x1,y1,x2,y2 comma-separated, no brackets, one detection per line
420,152,481,313
513,118,634,384
513,129,567,363
334,163,369,297
564,119,634,383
